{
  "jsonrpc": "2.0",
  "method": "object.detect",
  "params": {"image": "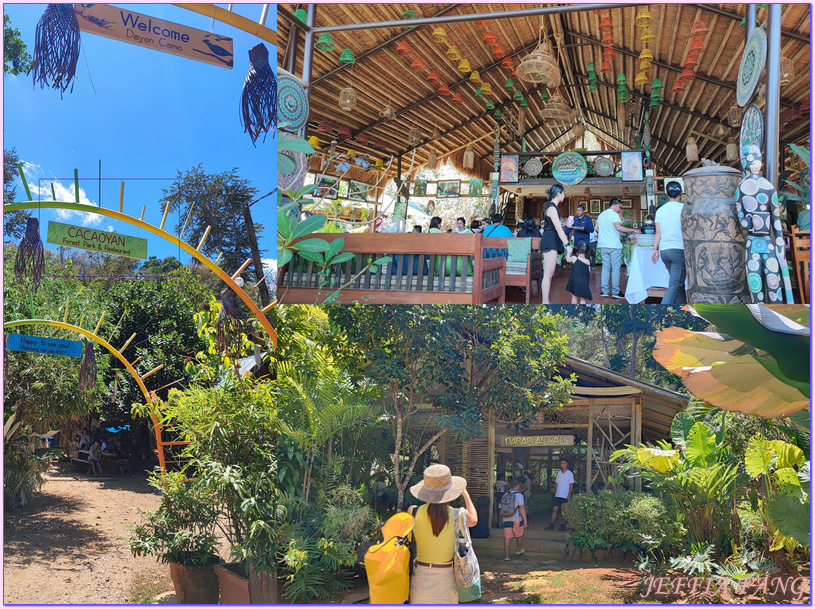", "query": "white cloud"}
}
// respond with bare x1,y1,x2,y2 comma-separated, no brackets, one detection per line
23,165,103,228
106,225,115,232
